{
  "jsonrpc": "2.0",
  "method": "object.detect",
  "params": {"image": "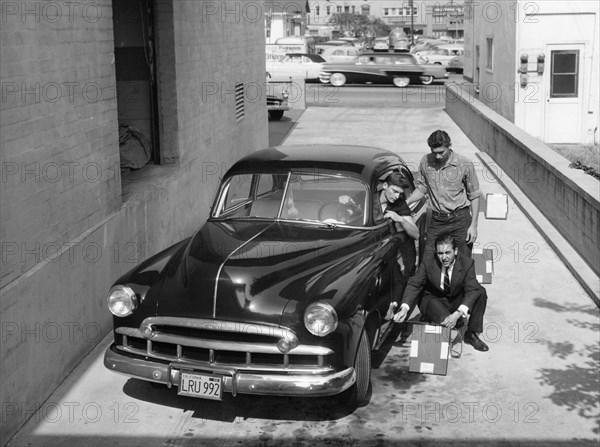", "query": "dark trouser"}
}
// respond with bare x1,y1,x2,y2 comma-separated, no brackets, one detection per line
419,287,488,334
424,207,473,261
